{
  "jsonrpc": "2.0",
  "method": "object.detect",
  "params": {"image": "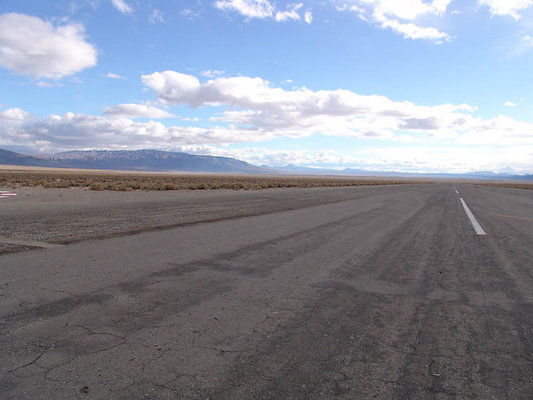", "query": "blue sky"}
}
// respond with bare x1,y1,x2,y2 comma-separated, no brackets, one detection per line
1,0,532,173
